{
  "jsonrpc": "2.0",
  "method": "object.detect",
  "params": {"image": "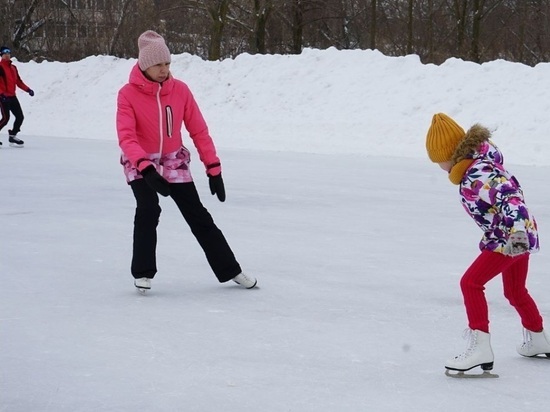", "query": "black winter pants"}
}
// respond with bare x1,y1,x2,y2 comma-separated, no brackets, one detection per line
0,96,24,135
129,179,242,282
